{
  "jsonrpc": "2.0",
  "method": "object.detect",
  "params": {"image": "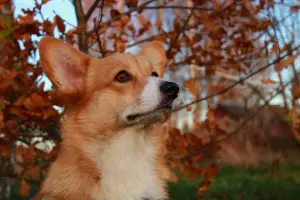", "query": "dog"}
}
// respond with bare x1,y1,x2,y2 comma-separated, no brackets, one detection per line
31,36,181,200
